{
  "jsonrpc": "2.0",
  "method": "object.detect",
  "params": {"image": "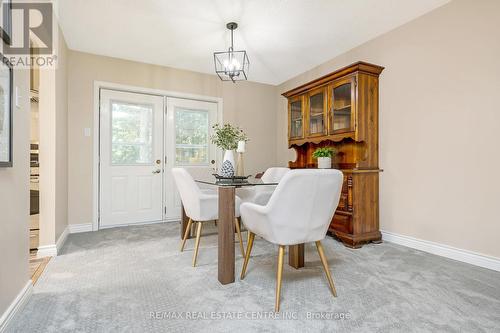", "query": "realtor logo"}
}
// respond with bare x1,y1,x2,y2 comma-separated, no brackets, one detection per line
1,1,56,68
